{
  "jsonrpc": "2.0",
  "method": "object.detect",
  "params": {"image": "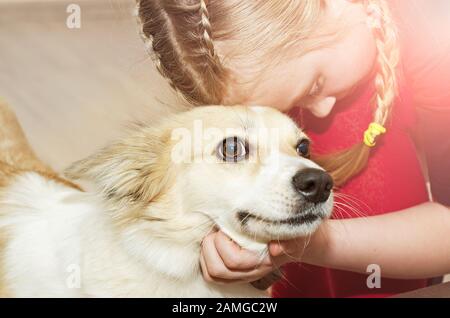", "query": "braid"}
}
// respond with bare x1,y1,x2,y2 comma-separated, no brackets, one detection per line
199,0,216,60
136,0,227,106
367,0,400,126
315,0,401,186
136,0,192,94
